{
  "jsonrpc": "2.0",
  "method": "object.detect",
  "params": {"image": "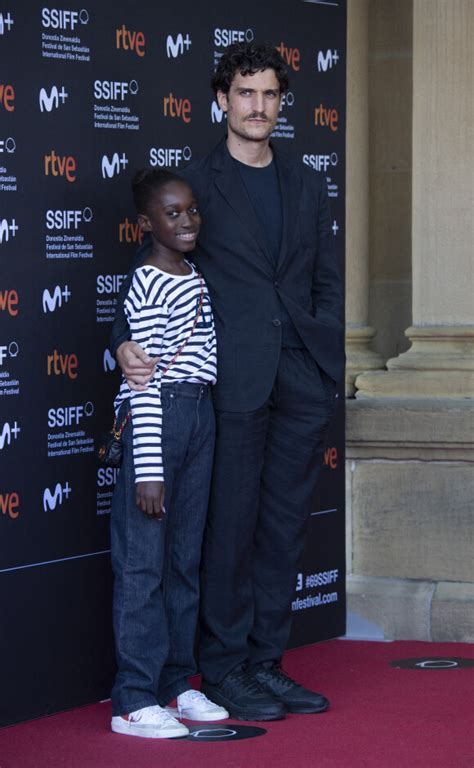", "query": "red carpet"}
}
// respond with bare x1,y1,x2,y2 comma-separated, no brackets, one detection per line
1,640,473,768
